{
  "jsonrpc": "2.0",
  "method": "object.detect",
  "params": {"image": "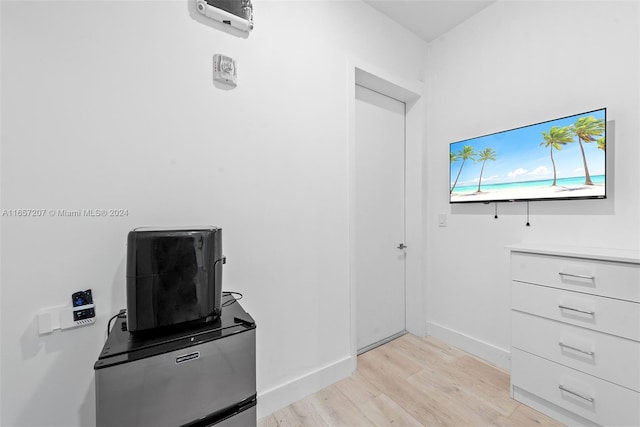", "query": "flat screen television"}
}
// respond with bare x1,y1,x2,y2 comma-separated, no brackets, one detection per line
449,108,606,204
